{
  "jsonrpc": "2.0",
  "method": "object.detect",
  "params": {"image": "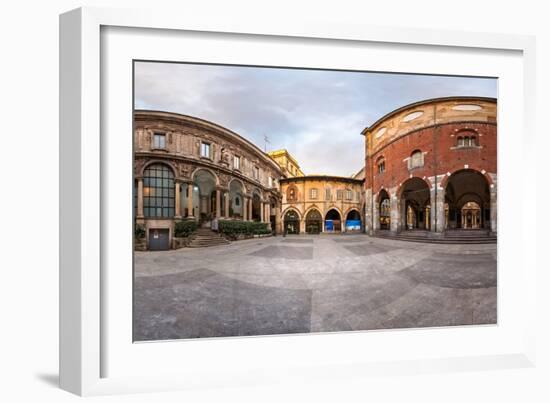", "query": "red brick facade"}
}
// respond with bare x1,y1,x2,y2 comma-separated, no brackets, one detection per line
363,97,497,235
